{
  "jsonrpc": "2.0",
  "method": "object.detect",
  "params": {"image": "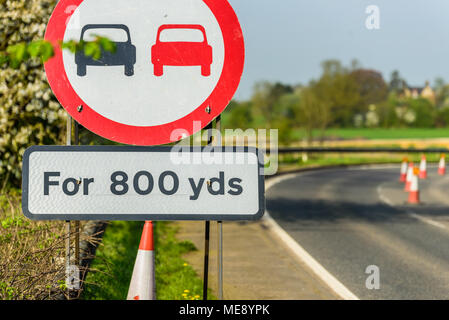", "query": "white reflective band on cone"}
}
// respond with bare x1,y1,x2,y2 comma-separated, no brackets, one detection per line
127,250,156,301
401,162,408,174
